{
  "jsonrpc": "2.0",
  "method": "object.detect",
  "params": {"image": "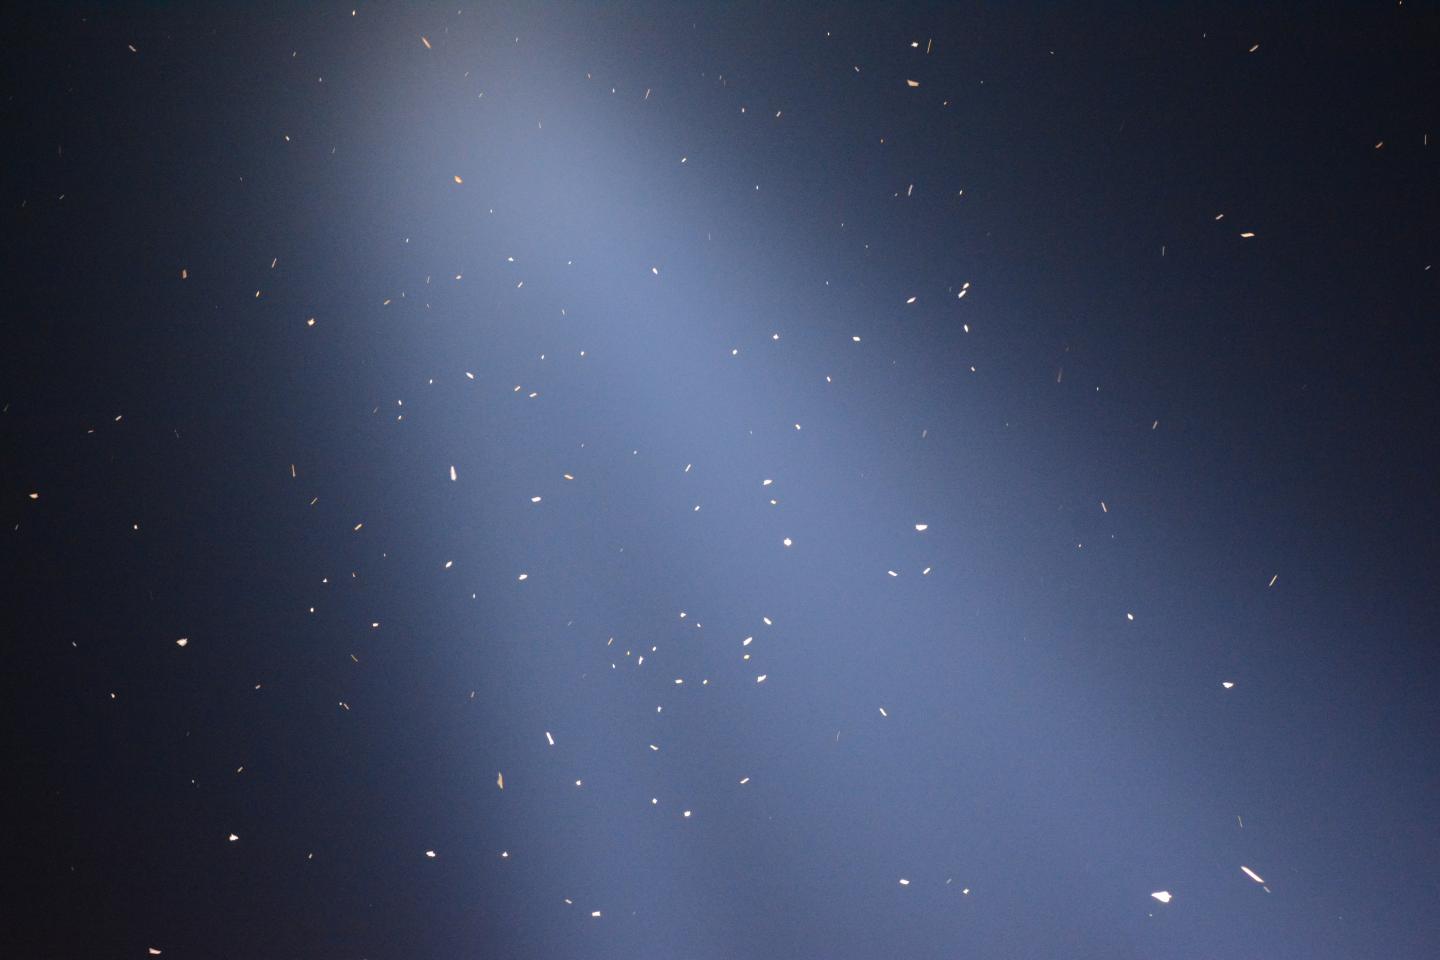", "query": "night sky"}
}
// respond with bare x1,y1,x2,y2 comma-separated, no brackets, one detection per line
8,3,1440,958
